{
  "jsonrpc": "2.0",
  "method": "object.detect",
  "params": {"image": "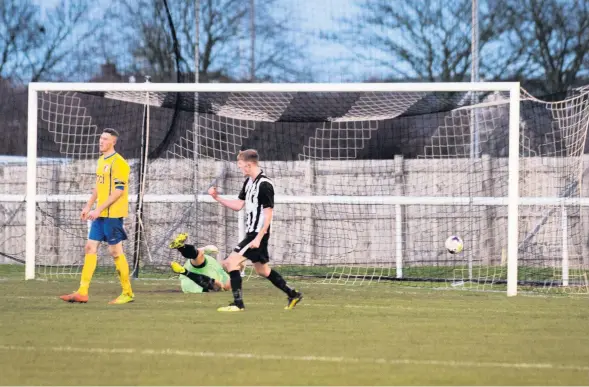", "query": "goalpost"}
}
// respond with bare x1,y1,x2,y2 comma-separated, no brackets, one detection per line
13,82,589,296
